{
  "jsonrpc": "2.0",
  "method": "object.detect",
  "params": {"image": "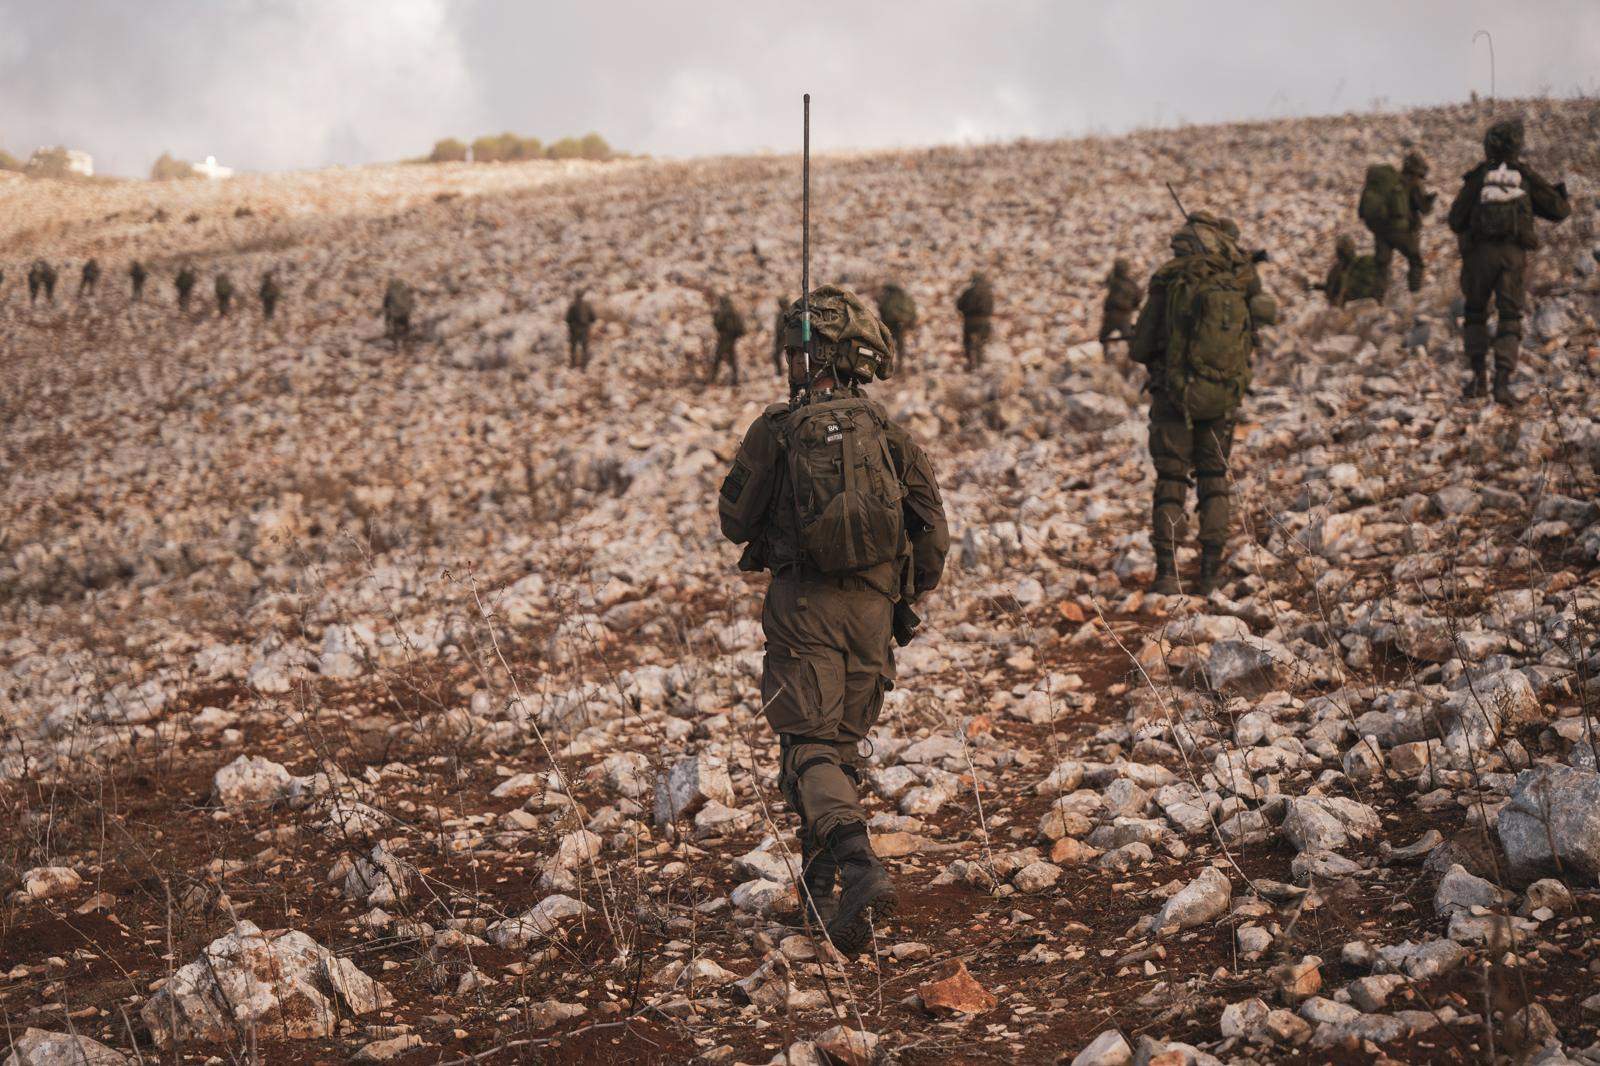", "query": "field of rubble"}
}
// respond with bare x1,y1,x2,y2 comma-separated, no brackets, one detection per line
2,96,1599,1066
